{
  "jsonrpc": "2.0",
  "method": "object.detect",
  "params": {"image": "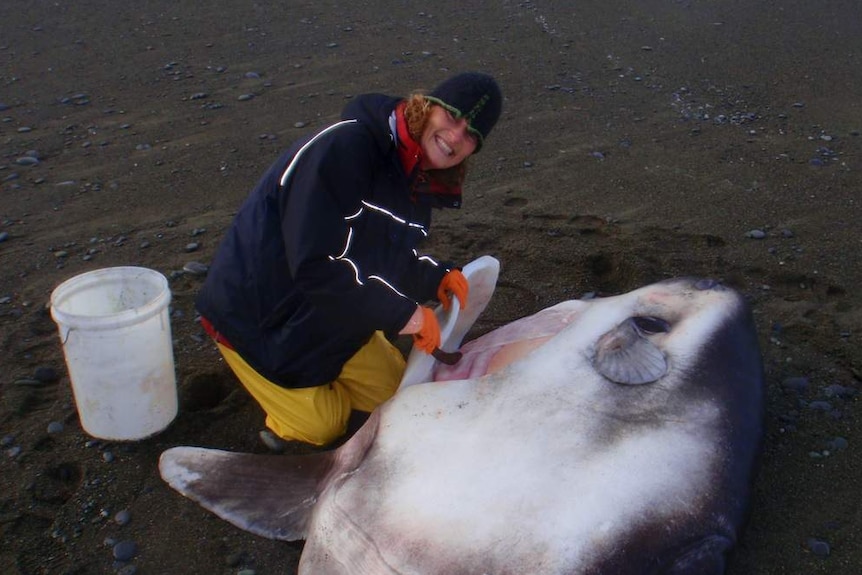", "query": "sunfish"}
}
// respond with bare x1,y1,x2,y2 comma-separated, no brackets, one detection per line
160,275,764,575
